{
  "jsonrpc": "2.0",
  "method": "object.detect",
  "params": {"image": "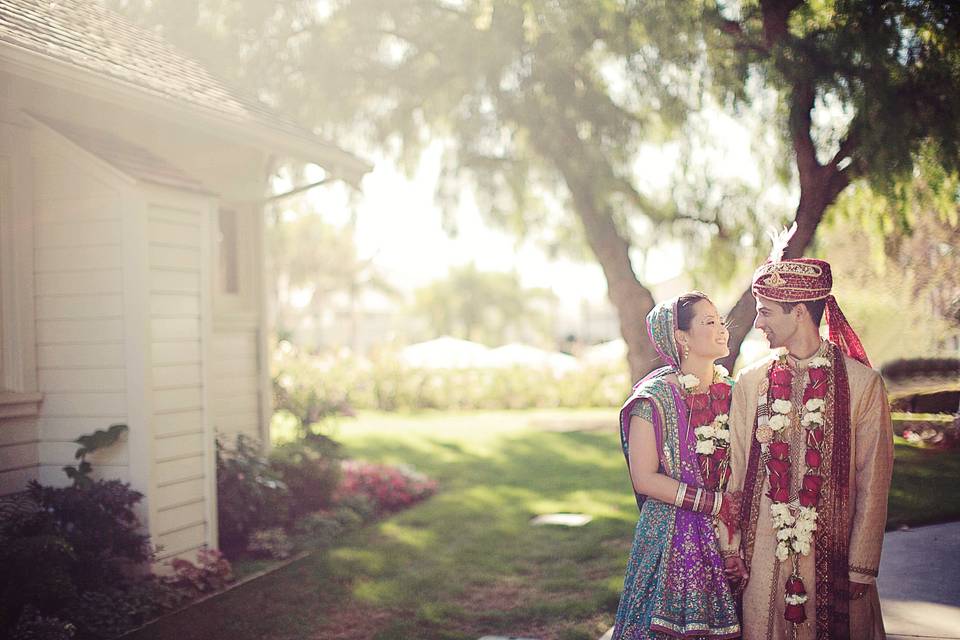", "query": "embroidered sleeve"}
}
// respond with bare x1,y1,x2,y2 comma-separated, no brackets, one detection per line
849,564,878,577
629,399,654,423
847,374,895,585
